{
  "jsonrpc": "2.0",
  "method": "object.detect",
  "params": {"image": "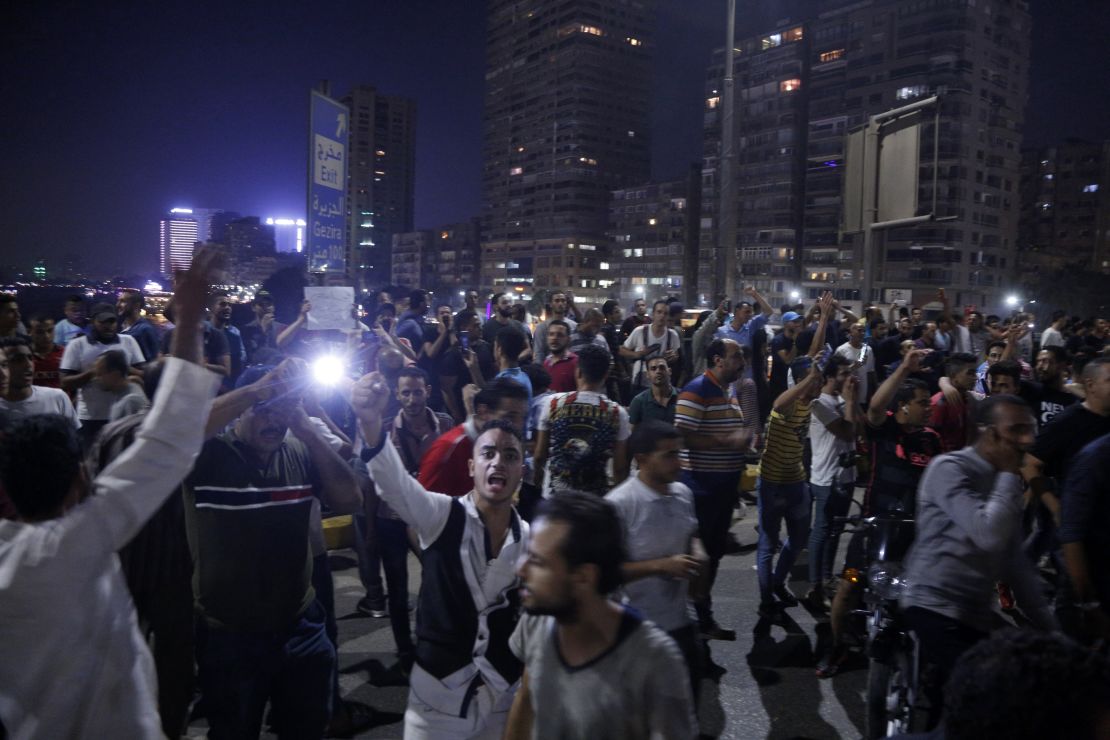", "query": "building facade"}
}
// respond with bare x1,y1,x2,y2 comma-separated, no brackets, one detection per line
1018,139,1110,276
480,0,655,306
390,230,435,290
607,171,700,307
159,208,199,277
341,85,417,291
266,217,307,255
702,0,1031,313
431,219,482,299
